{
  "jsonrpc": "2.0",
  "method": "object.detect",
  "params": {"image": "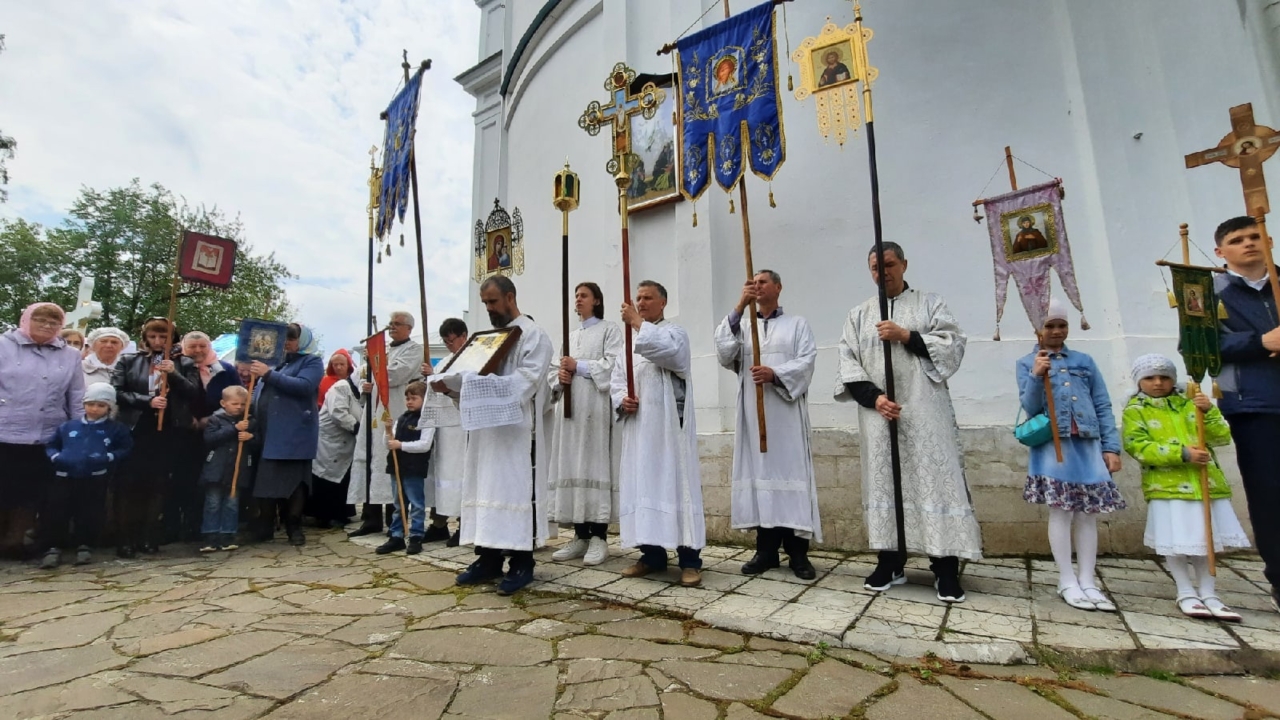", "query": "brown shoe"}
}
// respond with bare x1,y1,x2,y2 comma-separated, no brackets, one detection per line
622,561,653,578
680,568,702,587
